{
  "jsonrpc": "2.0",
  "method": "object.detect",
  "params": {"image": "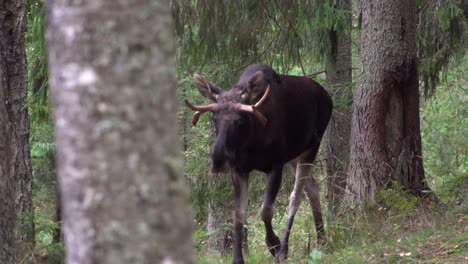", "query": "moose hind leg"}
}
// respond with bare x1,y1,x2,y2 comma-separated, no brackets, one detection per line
260,166,283,256
303,143,325,243
275,158,311,262
304,174,325,243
